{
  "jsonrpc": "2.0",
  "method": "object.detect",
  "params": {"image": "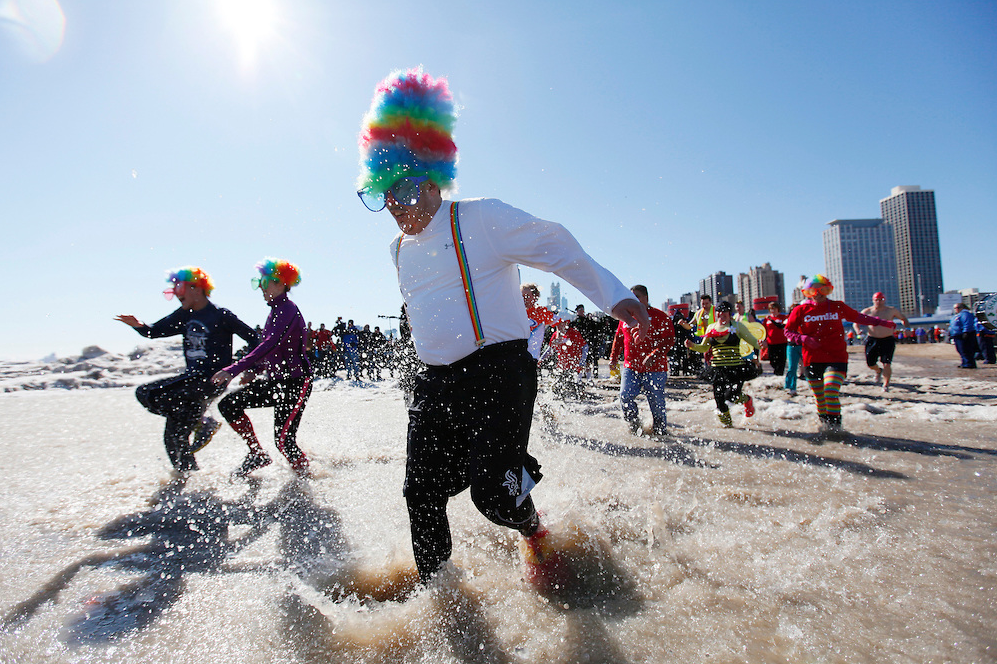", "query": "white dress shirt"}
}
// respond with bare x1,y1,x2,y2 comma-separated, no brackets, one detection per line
392,197,632,366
